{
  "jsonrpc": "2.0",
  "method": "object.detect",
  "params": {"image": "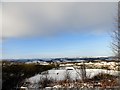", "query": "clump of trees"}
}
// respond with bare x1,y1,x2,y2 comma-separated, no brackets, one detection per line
2,61,56,90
